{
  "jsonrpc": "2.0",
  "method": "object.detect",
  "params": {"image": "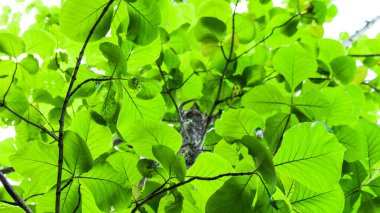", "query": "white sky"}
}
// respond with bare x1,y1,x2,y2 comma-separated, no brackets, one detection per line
0,0,379,140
